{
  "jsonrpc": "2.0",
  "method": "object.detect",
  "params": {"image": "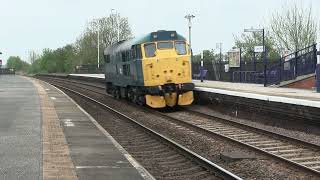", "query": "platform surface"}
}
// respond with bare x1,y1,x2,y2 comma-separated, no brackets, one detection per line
194,80,320,108
36,79,150,180
0,75,41,179
0,75,151,180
